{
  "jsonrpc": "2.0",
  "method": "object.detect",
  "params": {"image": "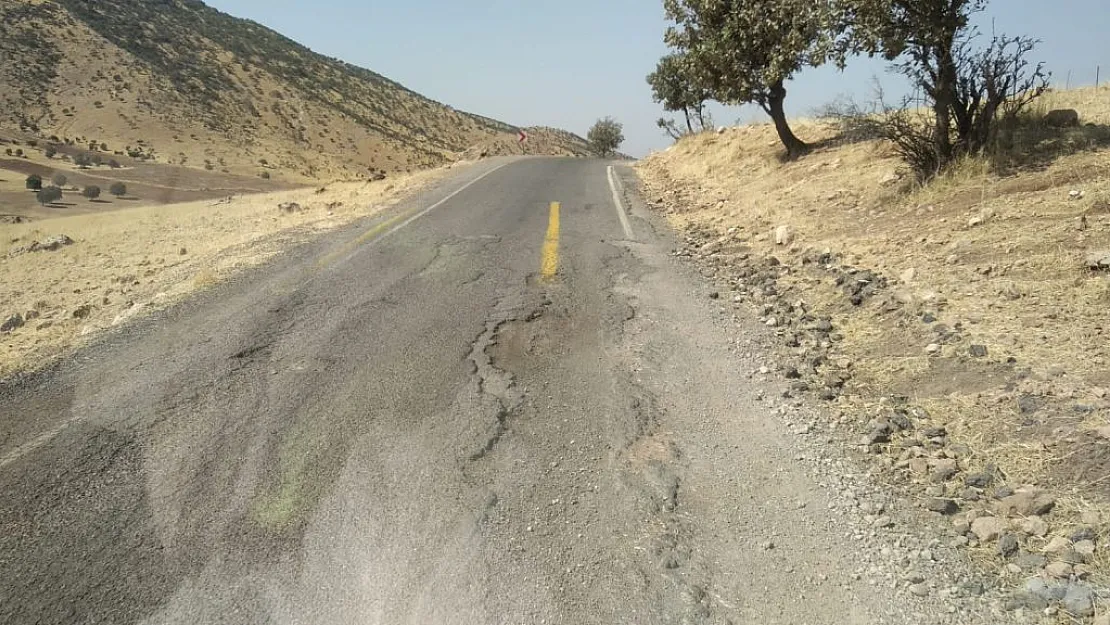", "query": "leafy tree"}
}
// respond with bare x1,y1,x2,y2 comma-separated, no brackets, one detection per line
14,148,23,157
663,0,840,157
587,117,625,157
52,173,67,187
38,186,63,206
109,182,127,197
26,174,43,191
647,53,712,137
841,0,1049,177
82,185,102,200
4,148,11,156
74,153,91,168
